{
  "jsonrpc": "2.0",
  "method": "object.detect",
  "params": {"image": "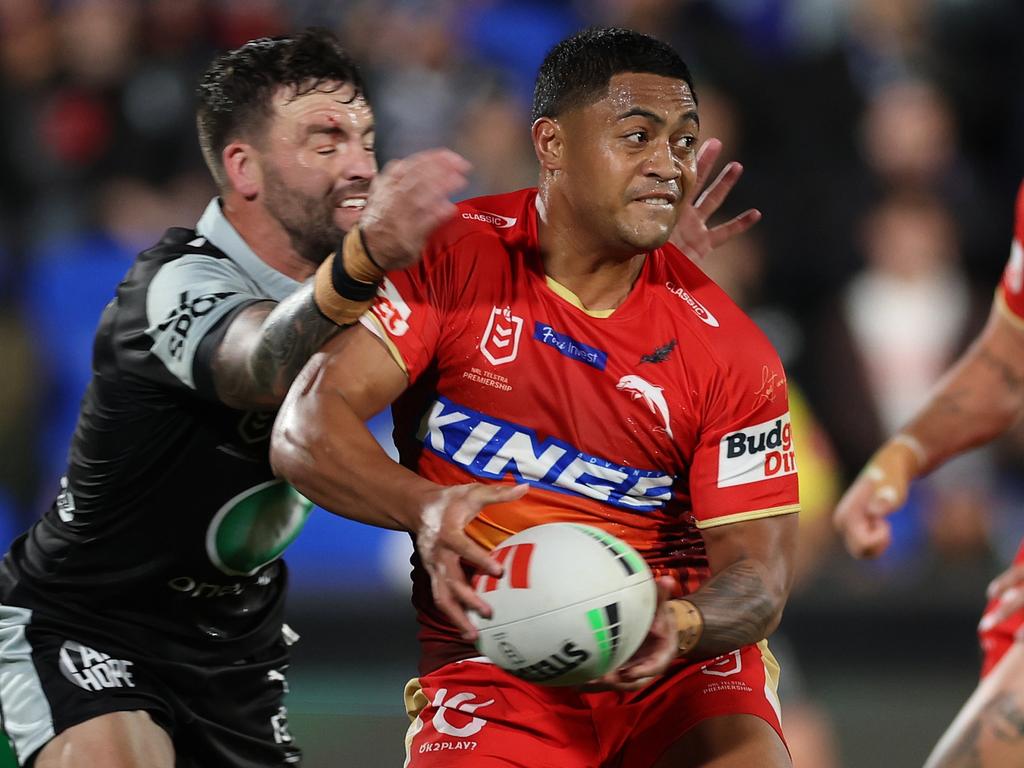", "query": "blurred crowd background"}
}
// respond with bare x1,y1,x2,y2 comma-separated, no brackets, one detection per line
0,0,1022,765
